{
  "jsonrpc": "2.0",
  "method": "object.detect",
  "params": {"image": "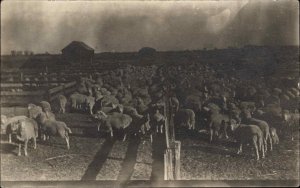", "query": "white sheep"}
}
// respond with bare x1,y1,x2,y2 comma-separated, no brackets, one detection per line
10,118,39,156
241,110,273,153
174,109,196,130
93,111,132,141
230,121,265,160
1,115,28,143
